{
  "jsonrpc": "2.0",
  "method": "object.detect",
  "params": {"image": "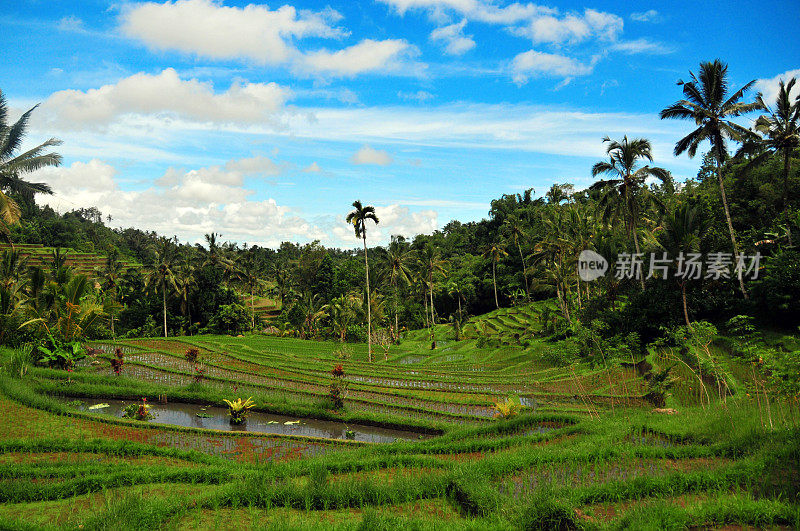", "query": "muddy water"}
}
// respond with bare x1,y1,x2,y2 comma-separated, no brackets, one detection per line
66,397,429,443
